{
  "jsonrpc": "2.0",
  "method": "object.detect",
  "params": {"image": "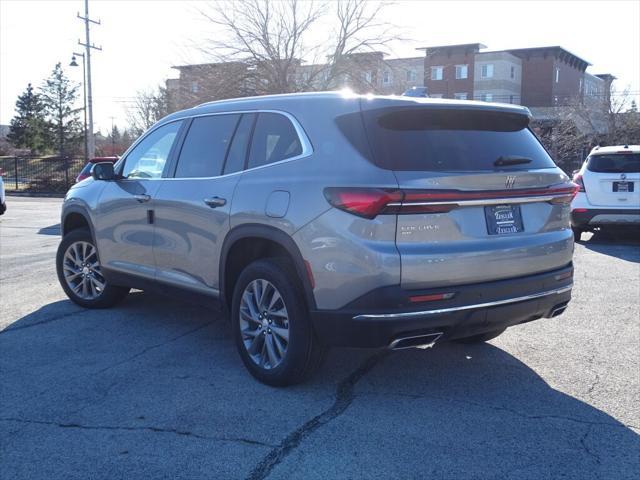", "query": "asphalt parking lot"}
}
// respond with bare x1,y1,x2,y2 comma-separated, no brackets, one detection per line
1,196,639,479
